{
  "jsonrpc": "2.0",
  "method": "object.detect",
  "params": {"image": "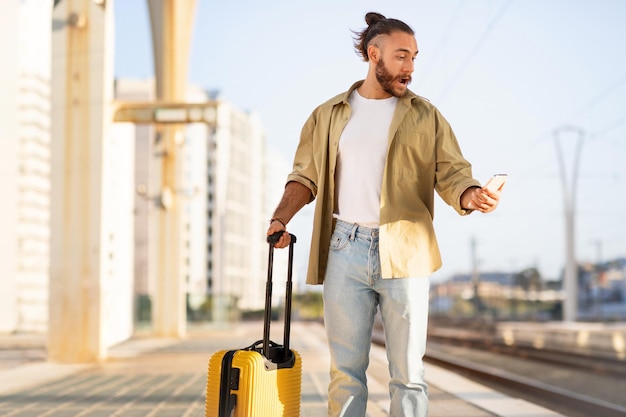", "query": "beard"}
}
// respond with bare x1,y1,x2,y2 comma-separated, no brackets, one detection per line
375,58,411,97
